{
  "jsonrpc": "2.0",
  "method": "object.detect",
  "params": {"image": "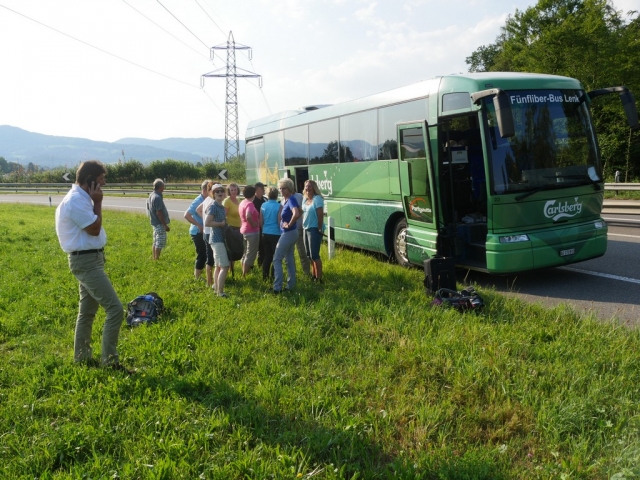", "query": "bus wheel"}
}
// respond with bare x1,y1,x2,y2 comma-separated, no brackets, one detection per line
393,218,410,266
